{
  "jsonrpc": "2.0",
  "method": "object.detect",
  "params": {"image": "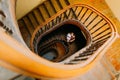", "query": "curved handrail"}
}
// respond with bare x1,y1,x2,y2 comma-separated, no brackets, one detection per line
31,3,117,65
0,0,118,79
